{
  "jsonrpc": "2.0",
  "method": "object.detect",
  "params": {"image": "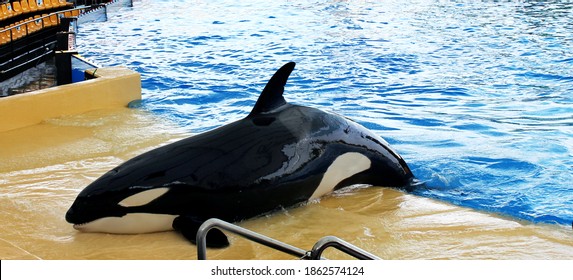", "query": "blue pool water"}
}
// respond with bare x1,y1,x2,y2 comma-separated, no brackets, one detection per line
77,0,573,225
